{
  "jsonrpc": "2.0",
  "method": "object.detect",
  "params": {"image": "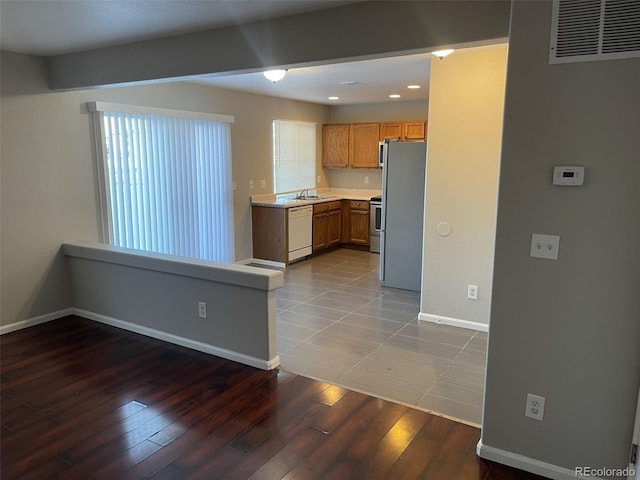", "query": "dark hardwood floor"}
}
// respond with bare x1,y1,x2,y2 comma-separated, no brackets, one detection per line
1,316,546,479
